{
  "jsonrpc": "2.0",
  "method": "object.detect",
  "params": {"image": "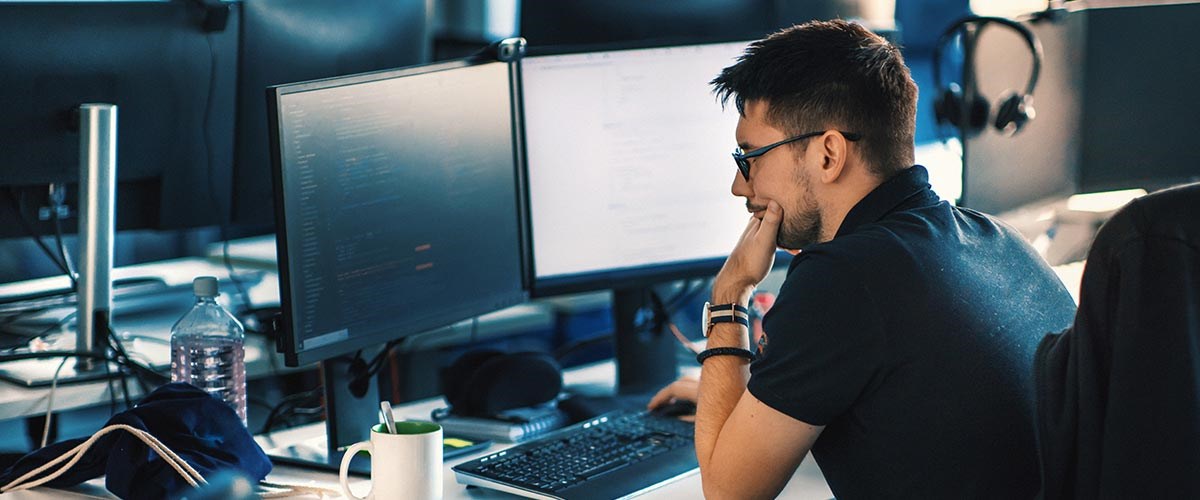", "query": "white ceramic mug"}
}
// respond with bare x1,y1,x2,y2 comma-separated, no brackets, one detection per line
339,421,443,500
